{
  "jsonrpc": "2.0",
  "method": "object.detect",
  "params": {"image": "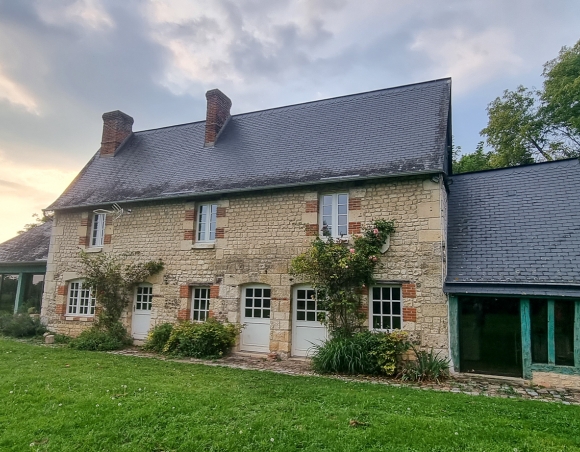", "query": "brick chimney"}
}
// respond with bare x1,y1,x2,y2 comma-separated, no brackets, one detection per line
100,110,134,156
205,89,232,146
